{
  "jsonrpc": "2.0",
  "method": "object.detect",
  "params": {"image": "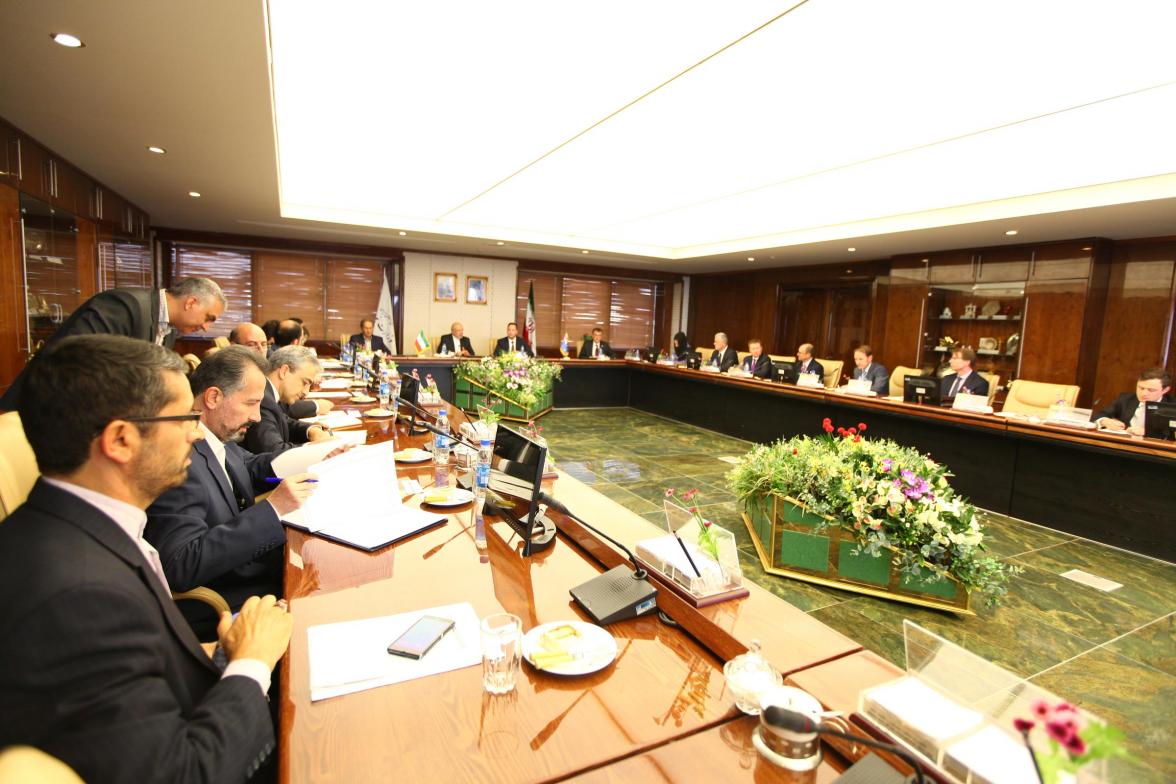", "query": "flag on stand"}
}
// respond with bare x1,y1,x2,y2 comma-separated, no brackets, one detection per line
524,282,537,354
375,273,397,354
414,329,431,355
559,332,569,358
